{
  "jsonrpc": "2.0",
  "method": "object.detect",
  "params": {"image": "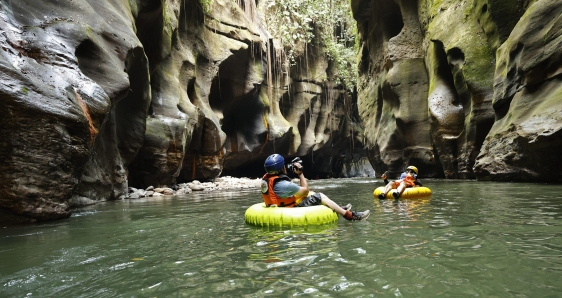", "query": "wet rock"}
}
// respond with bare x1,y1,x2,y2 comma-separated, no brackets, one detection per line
68,196,97,207
188,183,205,191
155,188,174,195
175,188,193,195
128,193,140,199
